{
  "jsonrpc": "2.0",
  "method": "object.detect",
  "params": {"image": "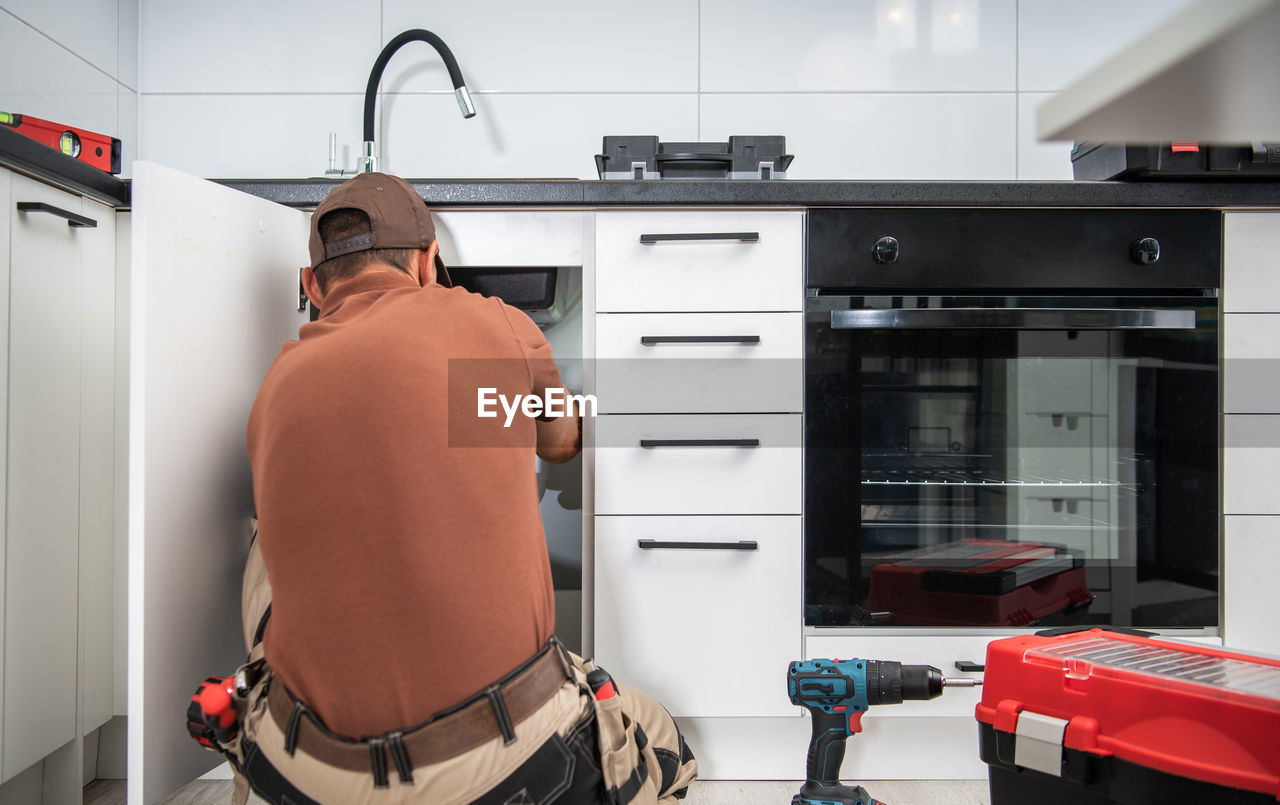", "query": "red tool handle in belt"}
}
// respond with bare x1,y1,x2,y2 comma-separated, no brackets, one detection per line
187,676,238,750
